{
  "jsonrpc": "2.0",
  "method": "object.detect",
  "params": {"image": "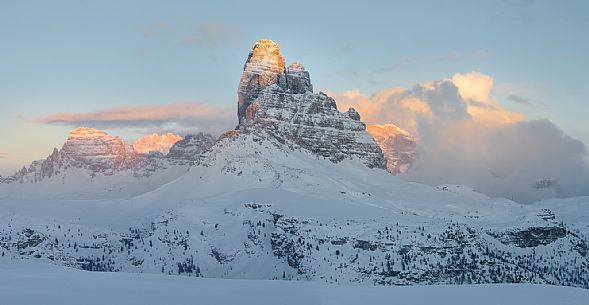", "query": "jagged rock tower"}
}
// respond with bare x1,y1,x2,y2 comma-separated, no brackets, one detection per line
235,39,386,169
